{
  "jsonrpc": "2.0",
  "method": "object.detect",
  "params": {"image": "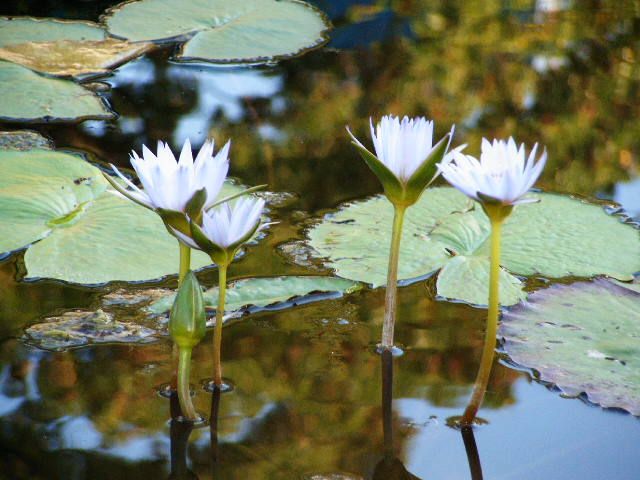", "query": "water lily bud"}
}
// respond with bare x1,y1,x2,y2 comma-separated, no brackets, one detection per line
170,270,206,350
